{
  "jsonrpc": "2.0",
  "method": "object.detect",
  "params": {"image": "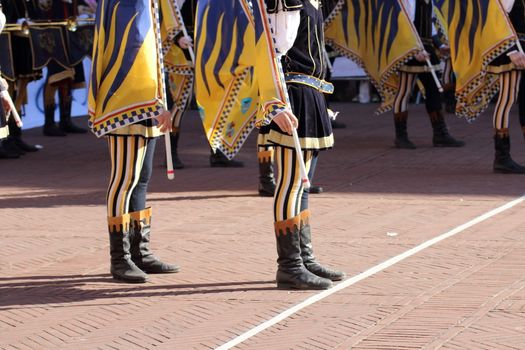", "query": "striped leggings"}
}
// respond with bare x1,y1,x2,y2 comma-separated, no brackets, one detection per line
273,146,314,222
494,70,522,131
106,135,156,218
394,71,442,114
